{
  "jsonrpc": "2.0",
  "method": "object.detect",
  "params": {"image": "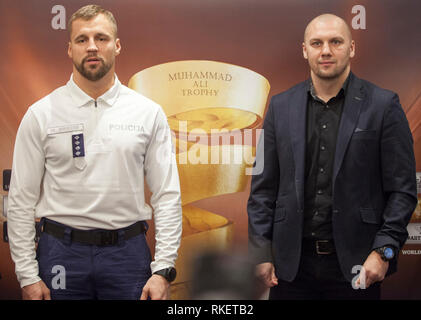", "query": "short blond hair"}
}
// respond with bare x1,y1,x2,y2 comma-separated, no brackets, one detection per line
68,4,117,39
